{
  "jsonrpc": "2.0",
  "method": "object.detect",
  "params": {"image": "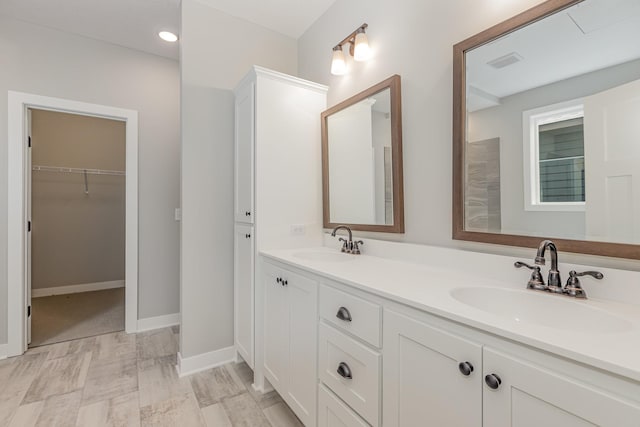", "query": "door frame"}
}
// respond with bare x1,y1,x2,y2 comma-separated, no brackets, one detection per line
7,91,139,357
